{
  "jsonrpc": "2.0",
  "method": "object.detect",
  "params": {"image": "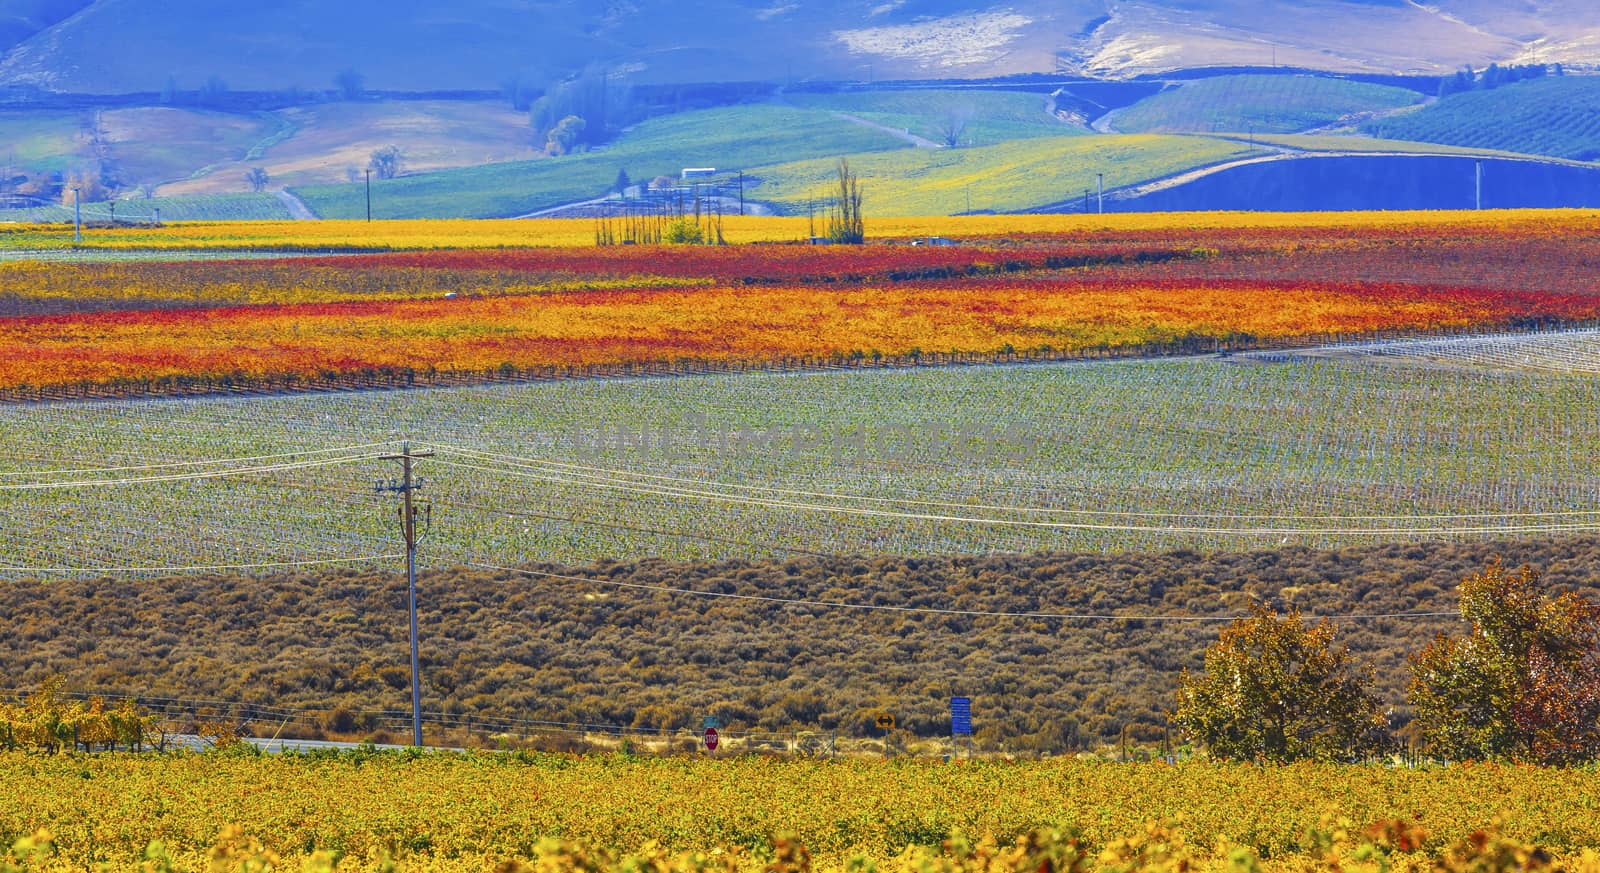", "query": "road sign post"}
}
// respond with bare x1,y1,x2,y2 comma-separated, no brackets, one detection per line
875,712,894,758
950,697,973,759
